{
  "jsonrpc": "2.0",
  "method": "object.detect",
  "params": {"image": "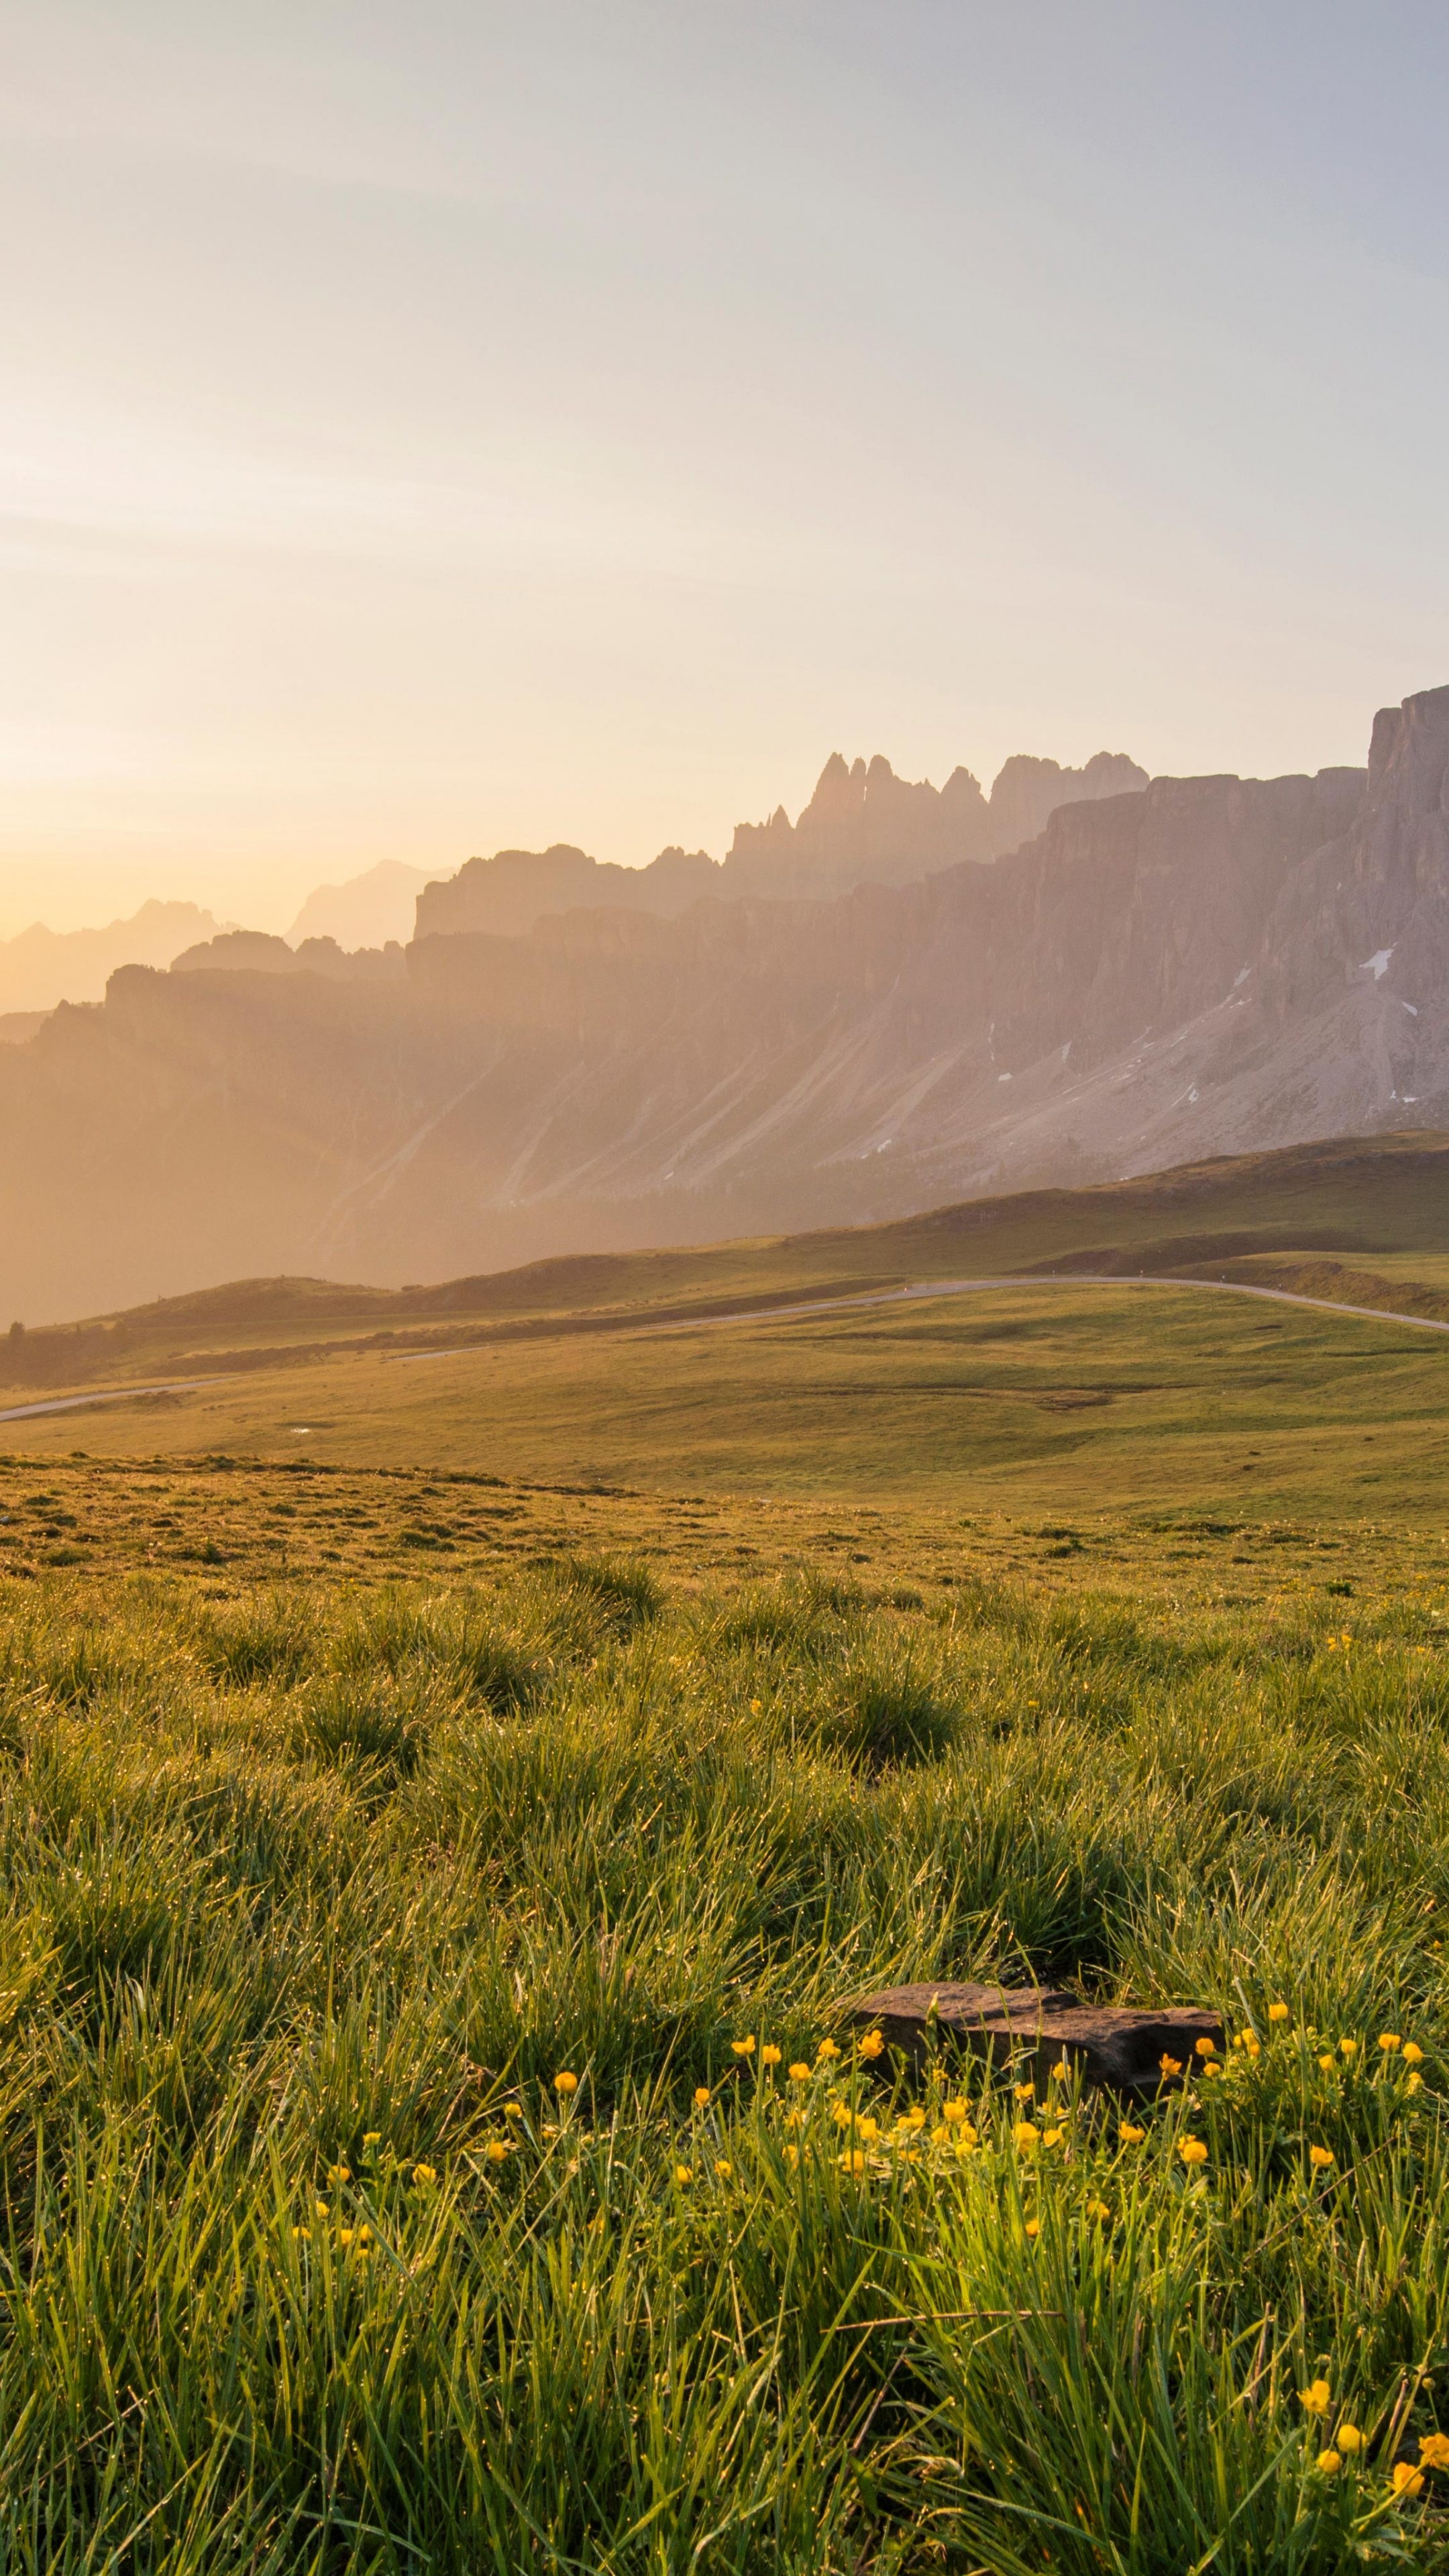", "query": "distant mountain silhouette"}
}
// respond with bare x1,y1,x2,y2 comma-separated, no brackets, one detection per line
0,899,223,1014
170,928,405,982
5,692,1448,1324
288,859,433,951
